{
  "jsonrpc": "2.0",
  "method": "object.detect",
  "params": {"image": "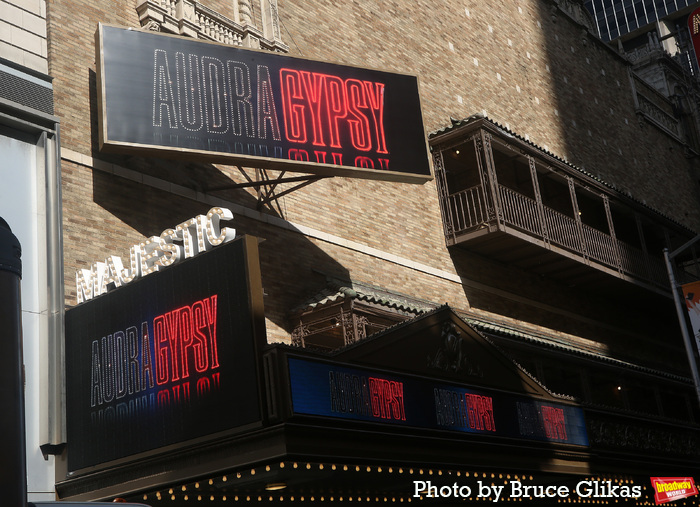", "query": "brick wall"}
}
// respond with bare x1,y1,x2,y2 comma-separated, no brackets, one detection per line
50,0,698,366
275,0,700,231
